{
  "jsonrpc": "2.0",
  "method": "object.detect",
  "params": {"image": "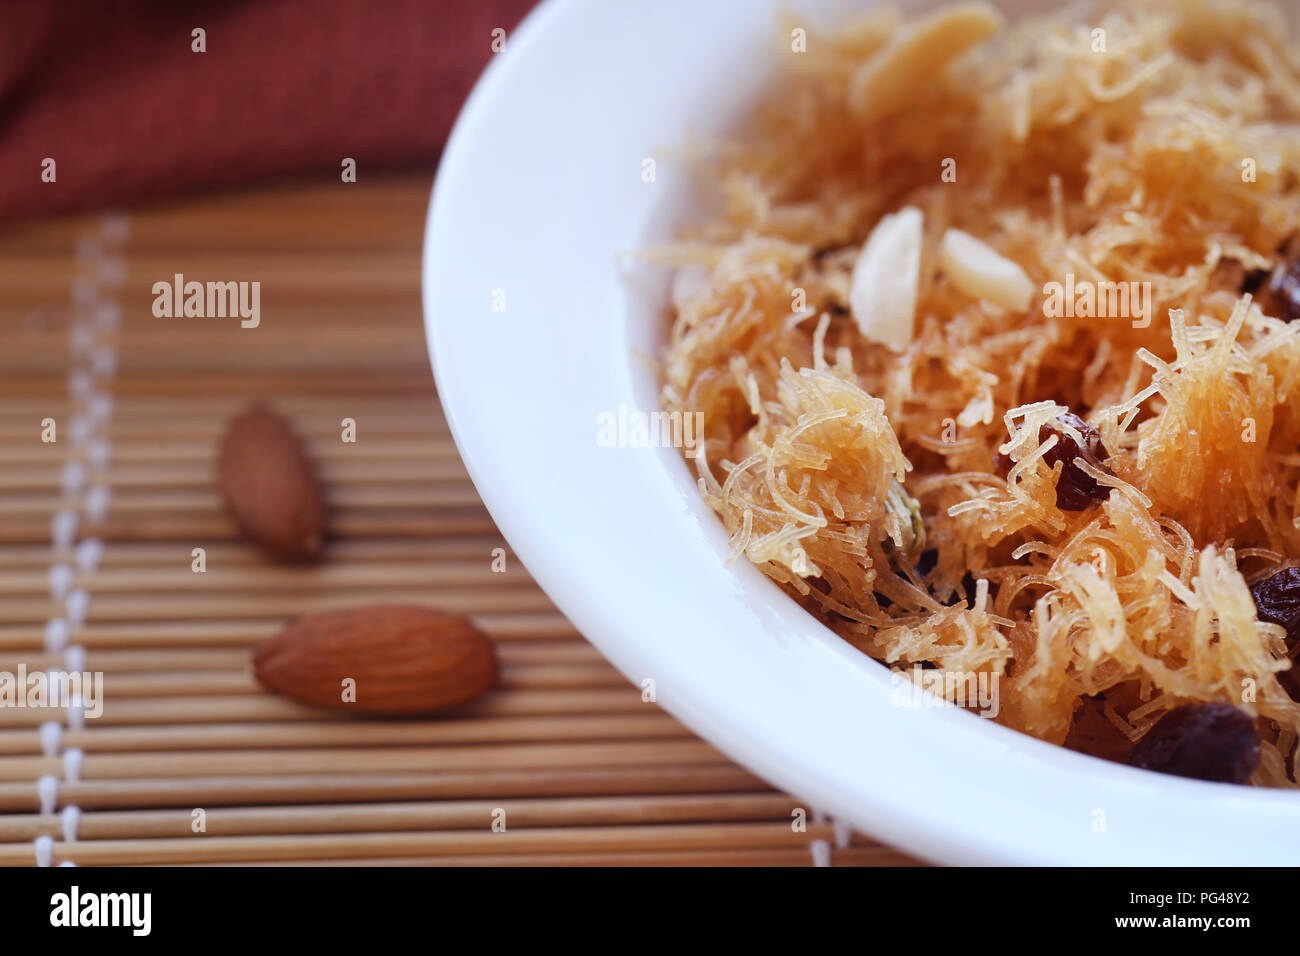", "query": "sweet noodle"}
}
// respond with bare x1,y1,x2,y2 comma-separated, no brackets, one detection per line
660,0,1300,784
